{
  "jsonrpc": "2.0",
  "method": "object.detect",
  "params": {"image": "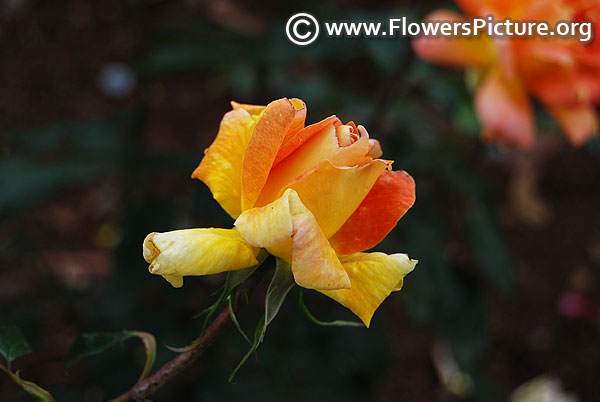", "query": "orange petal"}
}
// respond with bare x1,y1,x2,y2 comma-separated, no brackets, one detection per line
475,71,536,149
329,170,416,255
273,115,342,166
285,159,390,238
527,70,600,106
192,107,260,219
286,98,307,143
320,252,417,327
241,98,303,210
412,10,494,69
547,104,598,146
235,189,351,290
256,123,372,206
